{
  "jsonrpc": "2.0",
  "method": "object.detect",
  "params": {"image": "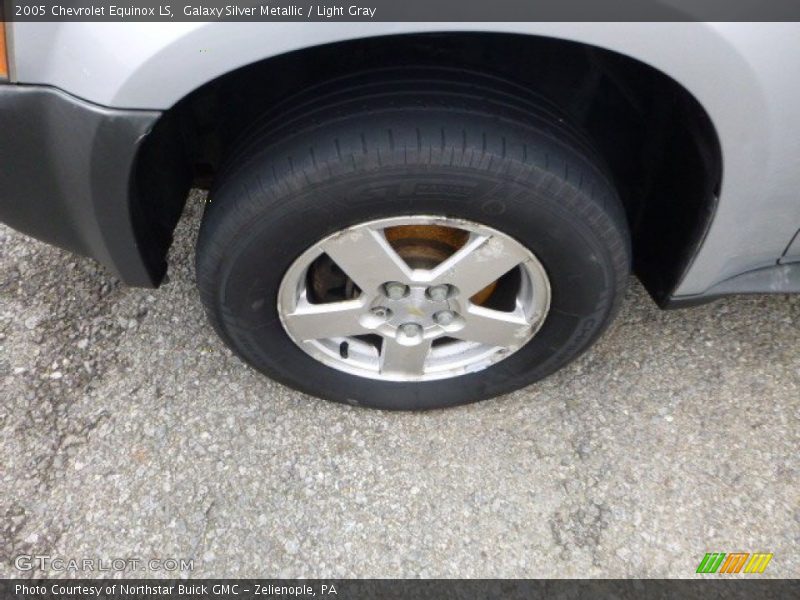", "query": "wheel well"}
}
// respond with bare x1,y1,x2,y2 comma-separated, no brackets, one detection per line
134,32,722,305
